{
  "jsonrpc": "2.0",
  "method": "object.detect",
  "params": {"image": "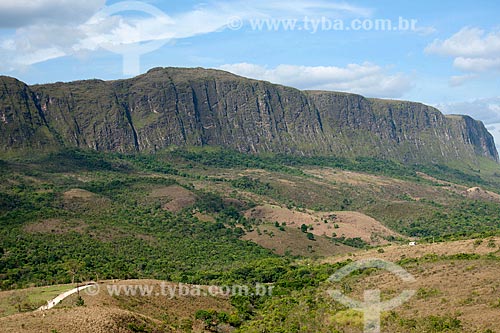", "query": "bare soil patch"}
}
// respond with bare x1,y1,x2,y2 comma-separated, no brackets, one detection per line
305,168,396,186
464,186,500,202
63,188,96,200
23,219,87,235
243,225,354,257
245,205,401,245
150,185,197,212
193,212,215,222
